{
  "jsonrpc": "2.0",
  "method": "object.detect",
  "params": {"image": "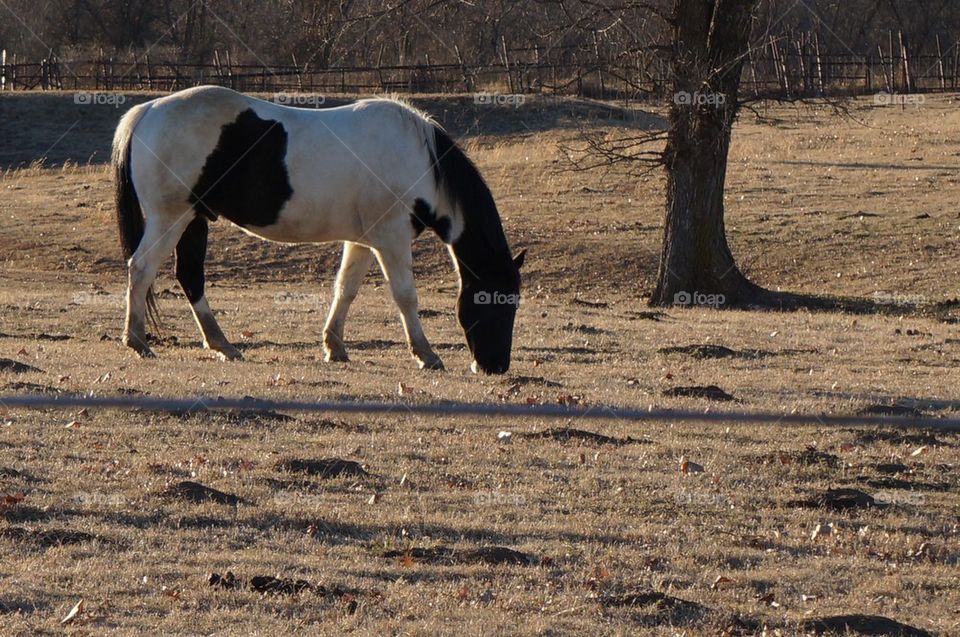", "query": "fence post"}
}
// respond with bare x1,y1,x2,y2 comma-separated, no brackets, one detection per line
888,31,896,92
898,31,912,93
954,38,960,89
501,35,513,93
935,34,946,91
813,32,824,95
